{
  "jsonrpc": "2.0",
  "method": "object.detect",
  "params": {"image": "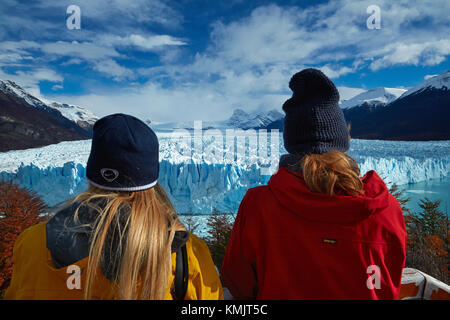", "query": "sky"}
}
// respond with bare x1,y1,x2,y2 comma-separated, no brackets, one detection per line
0,0,449,122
